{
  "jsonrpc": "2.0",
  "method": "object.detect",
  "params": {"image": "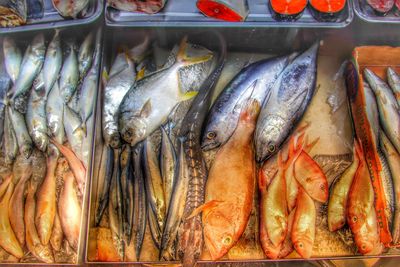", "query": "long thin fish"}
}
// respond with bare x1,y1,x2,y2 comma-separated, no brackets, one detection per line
3,37,21,83
120,144,133,241
387,67,400,106
0,48,11,143
160,125,177,209
43,30,62,96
